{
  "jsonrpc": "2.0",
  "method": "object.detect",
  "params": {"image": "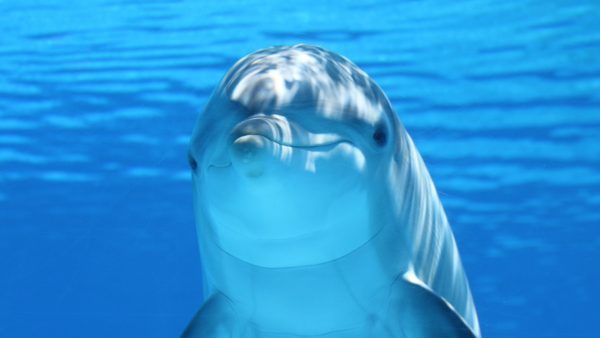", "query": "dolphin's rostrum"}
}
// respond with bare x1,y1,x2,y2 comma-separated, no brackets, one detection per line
184,44,481,338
